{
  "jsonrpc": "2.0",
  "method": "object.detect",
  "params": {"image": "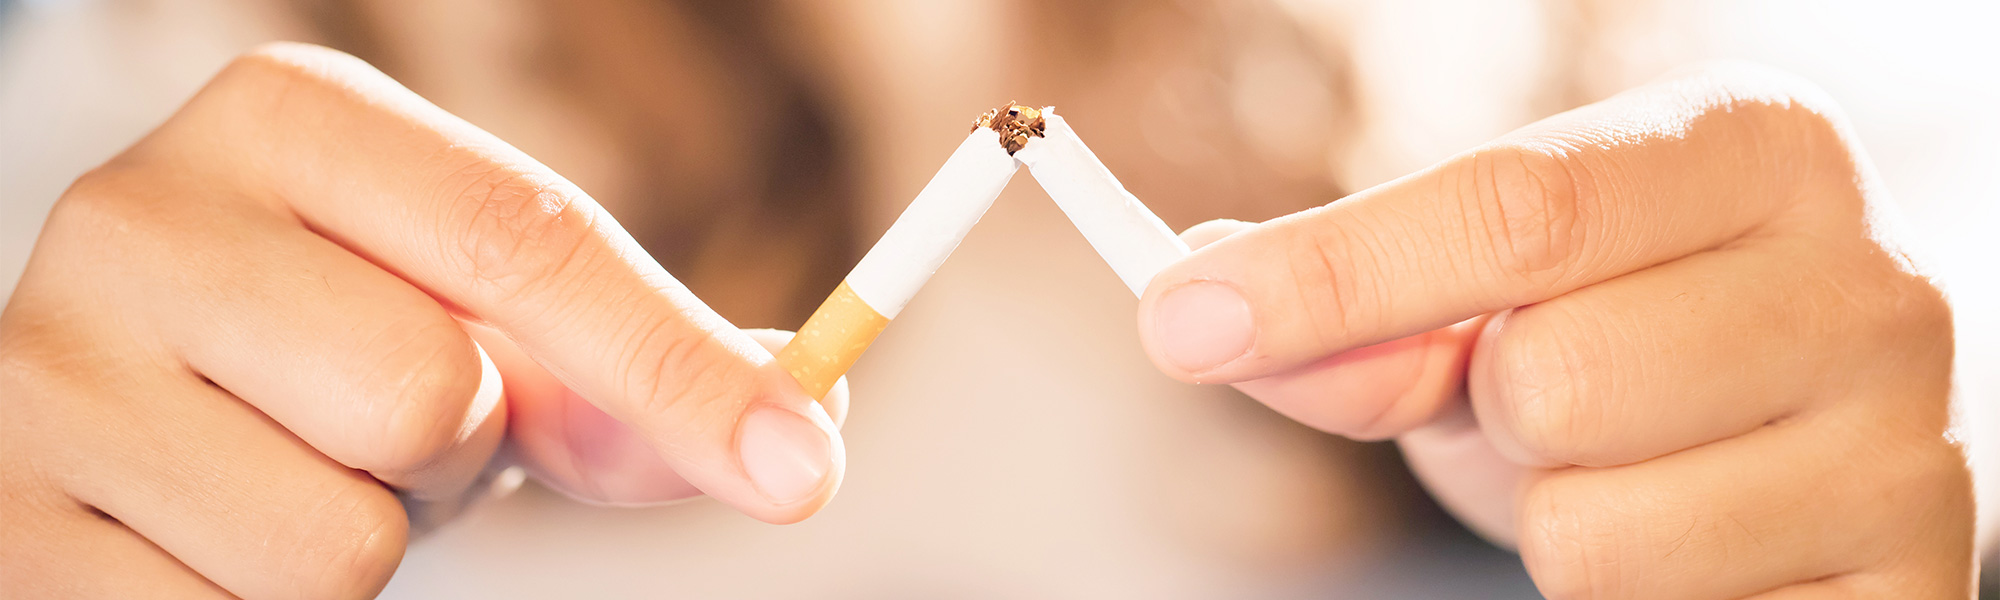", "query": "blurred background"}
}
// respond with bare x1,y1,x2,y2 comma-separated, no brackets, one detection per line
2,0,1995,597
